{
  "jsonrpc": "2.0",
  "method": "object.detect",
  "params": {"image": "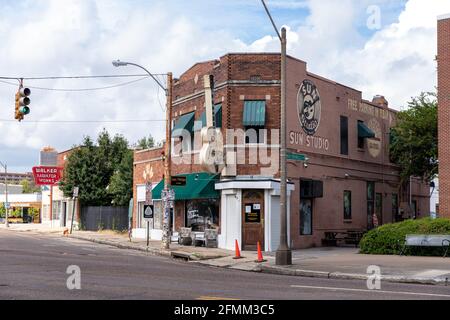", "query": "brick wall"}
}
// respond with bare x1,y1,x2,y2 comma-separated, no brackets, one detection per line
438,16,450,218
